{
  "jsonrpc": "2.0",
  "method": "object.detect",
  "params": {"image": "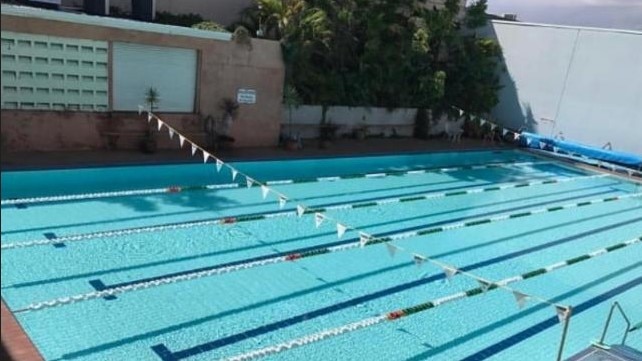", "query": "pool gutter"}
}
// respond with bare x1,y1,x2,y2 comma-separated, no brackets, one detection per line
1,299,44,361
